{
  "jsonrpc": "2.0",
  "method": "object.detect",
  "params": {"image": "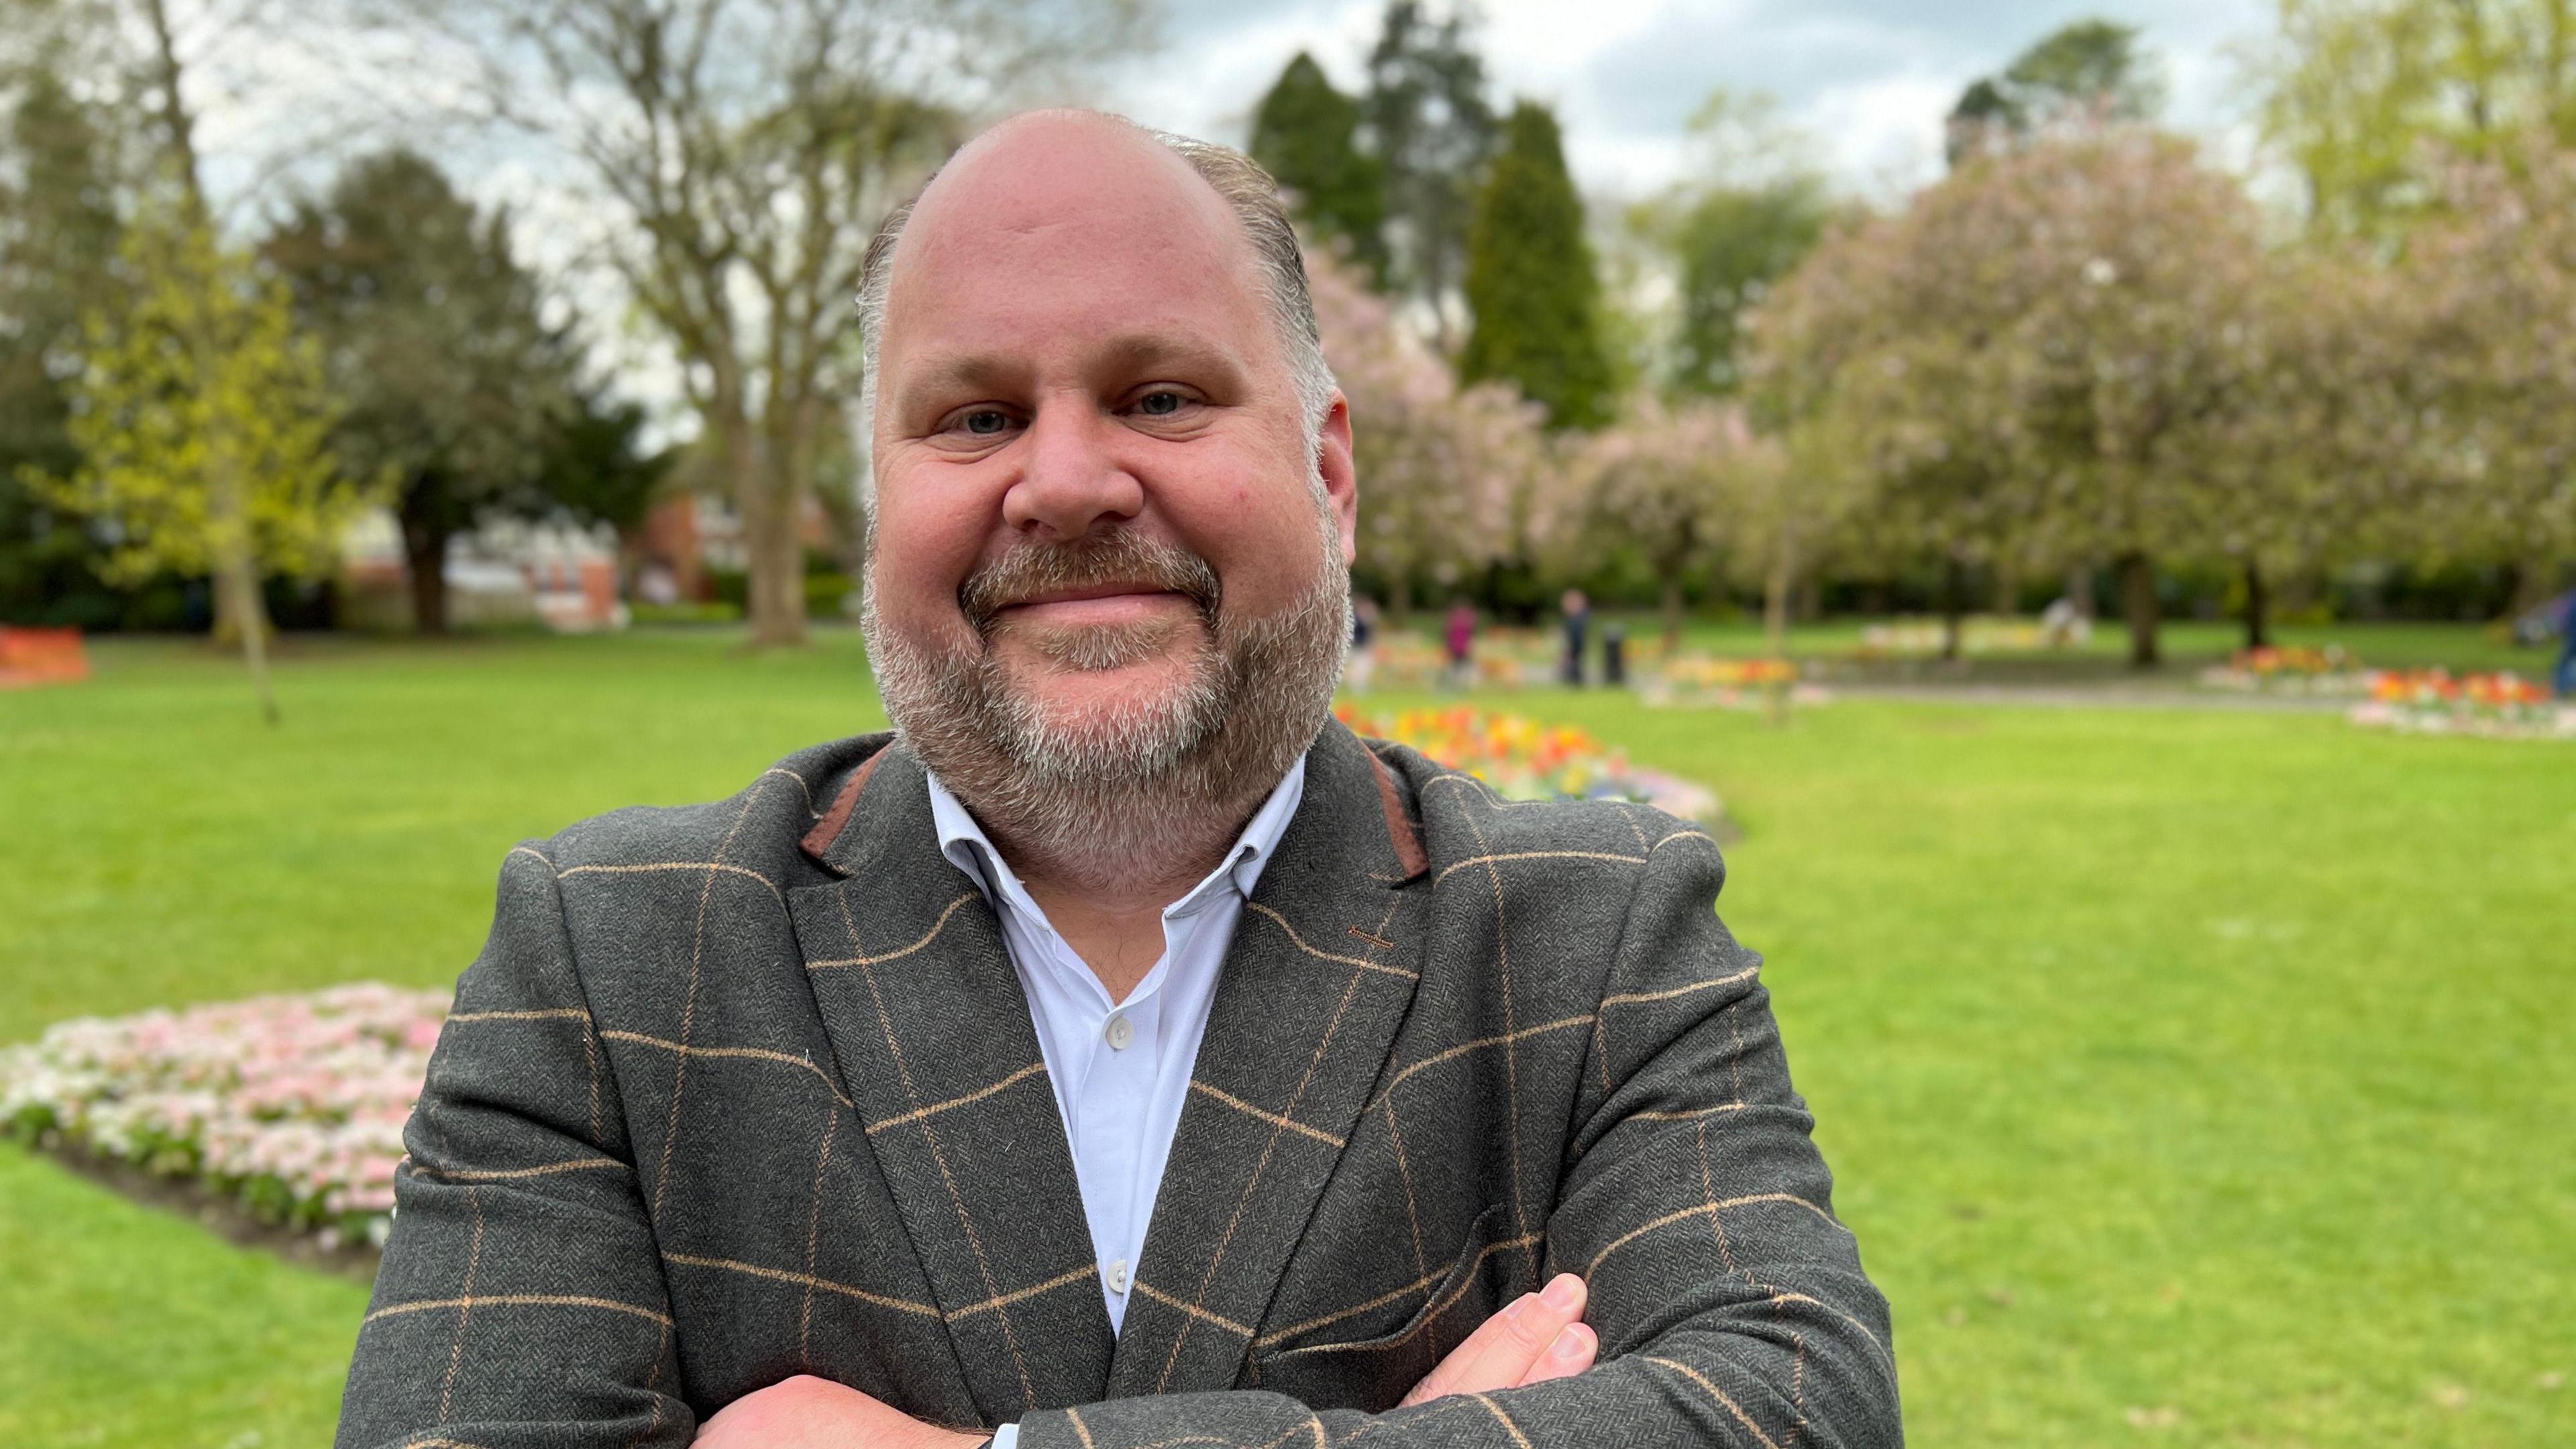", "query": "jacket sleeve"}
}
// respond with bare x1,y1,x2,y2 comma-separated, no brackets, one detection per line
1011,832,1901,1448
335,844,694,1449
